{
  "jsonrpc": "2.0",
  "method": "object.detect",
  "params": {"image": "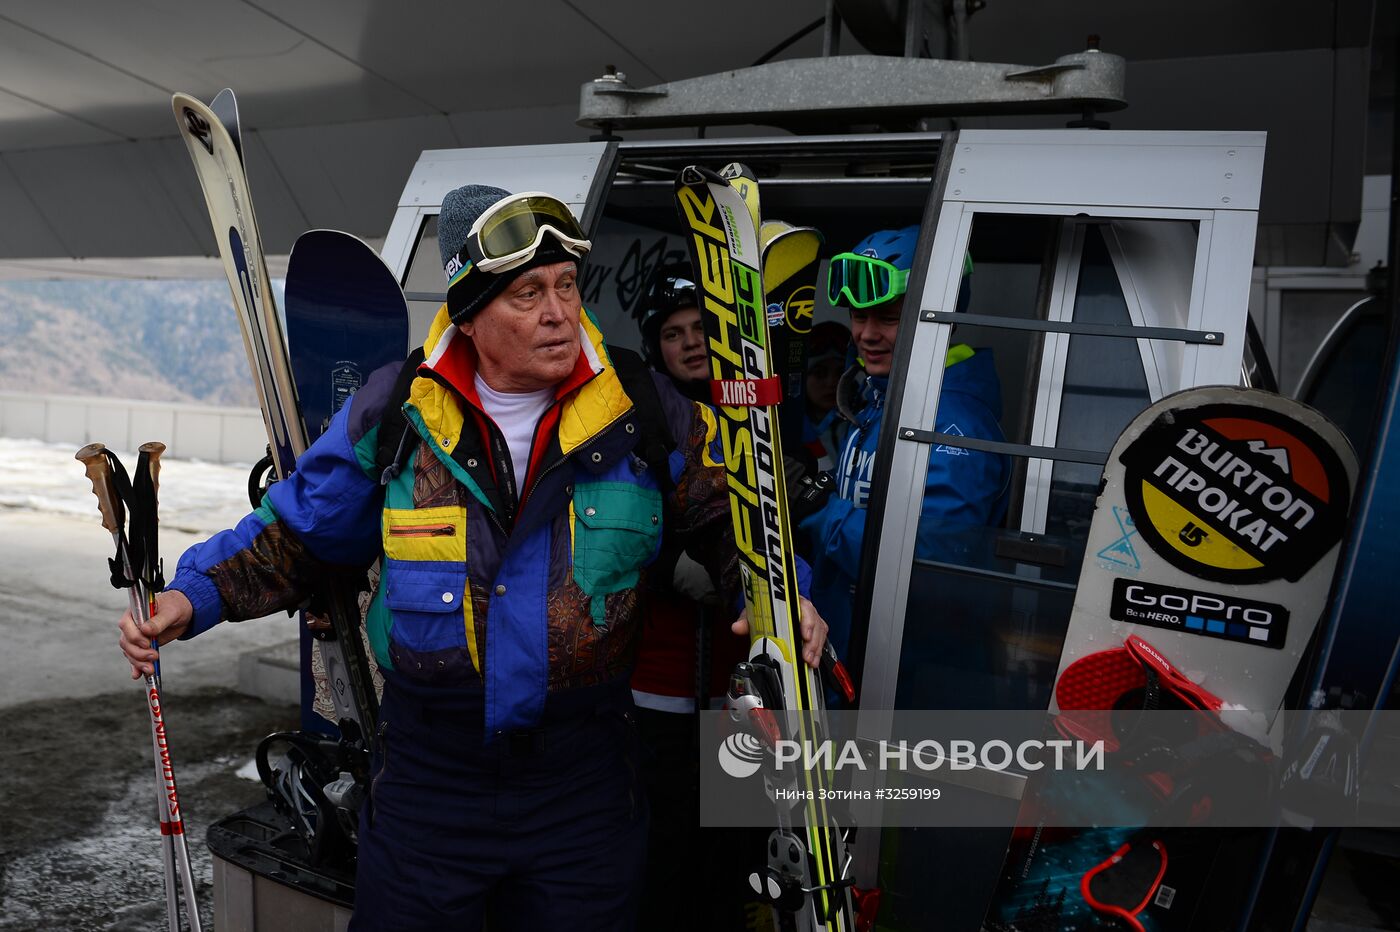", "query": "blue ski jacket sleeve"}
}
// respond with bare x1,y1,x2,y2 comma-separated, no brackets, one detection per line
169,364,396,637
799,348,1009,657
